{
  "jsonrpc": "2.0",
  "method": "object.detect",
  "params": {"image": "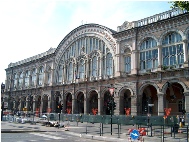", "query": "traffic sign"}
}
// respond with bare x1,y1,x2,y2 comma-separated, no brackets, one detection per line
130,129,139,140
